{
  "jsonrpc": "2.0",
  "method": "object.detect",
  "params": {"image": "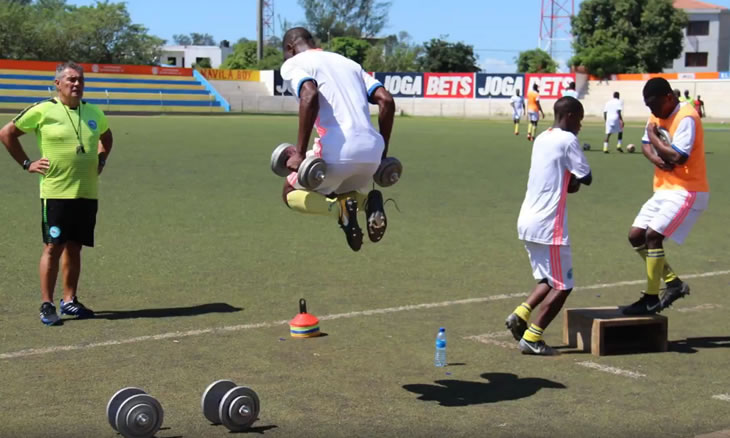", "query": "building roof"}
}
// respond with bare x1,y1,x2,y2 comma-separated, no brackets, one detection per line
674,0,727,10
